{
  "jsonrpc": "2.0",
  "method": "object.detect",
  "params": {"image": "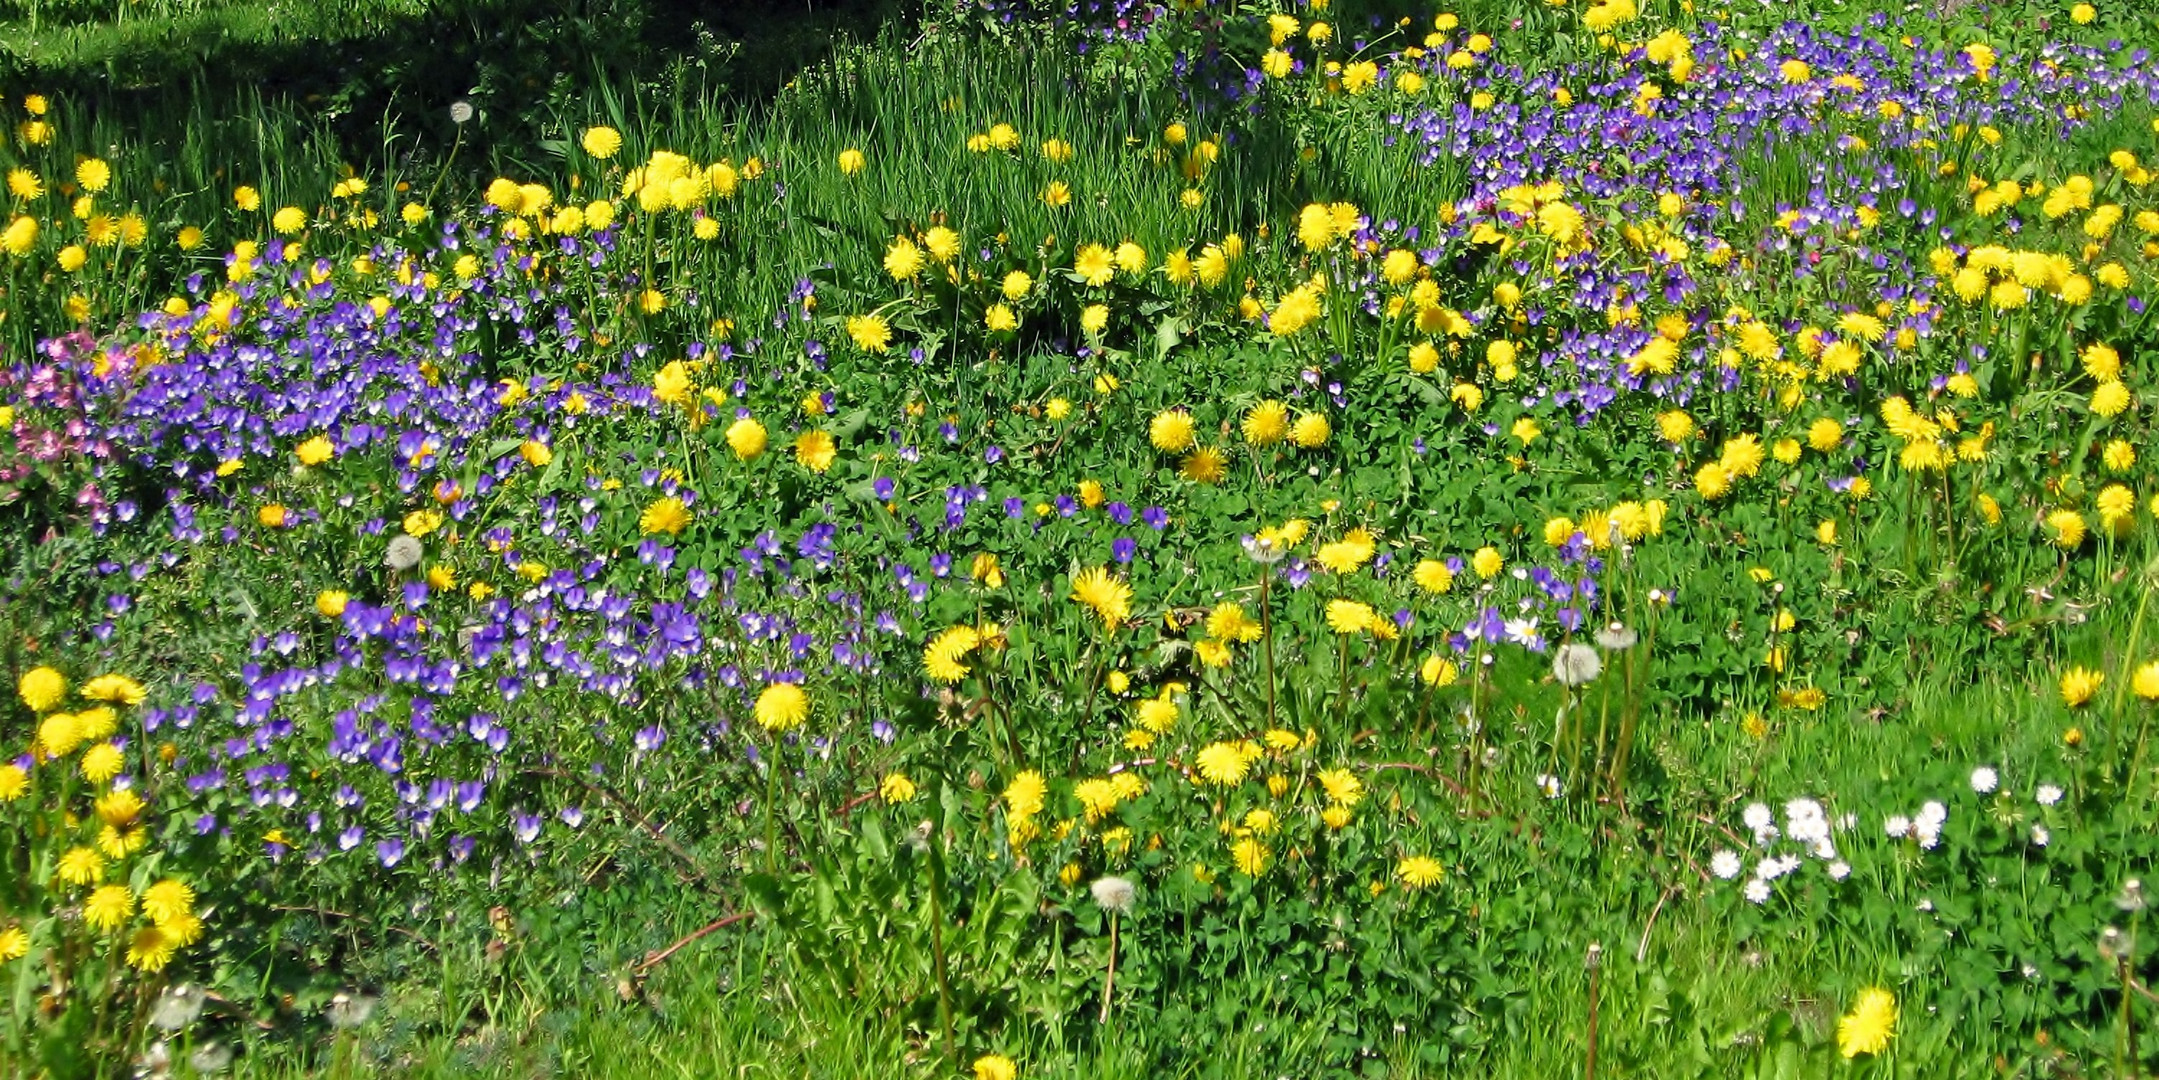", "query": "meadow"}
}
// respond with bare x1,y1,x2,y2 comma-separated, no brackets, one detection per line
4,0,2159,1075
